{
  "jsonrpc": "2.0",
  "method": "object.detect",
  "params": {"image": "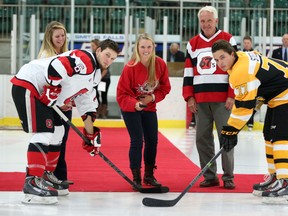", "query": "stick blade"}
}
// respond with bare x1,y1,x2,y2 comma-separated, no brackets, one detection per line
139,186,169,193
142,197,176,207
